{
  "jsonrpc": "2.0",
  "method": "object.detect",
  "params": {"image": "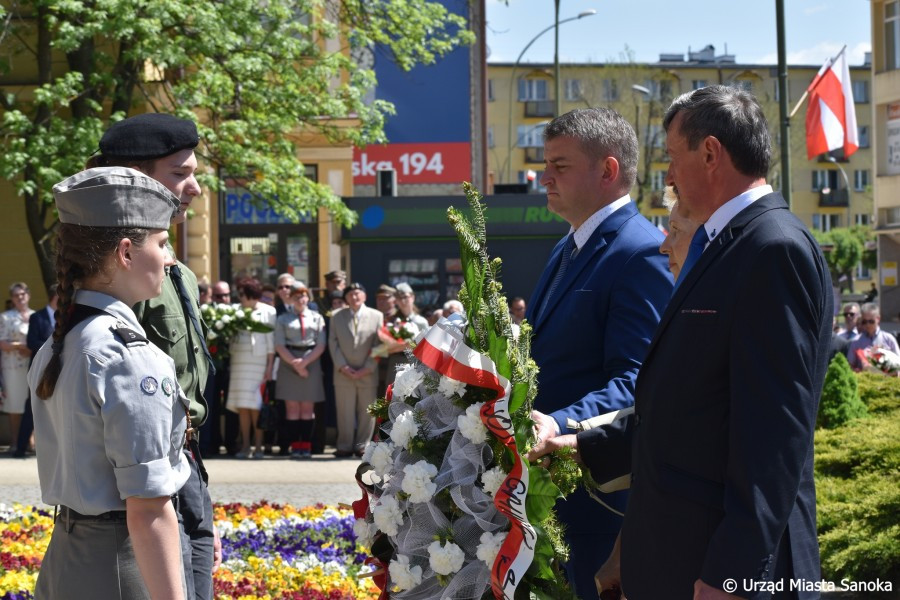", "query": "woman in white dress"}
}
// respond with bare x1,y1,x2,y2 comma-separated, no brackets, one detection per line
226,278,276,459
0,282,34,452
